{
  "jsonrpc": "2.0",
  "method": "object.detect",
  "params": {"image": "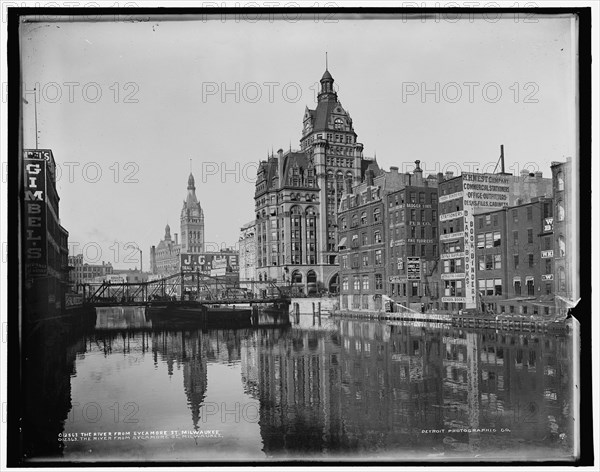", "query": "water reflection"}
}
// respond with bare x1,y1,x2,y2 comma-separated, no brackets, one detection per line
20,308,575,462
